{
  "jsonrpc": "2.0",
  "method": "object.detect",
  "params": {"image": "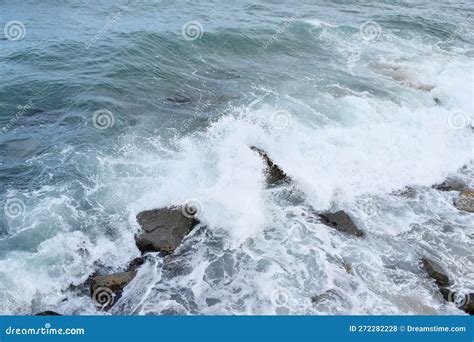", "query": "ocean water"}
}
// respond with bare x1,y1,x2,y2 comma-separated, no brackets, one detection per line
0,0,473,315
